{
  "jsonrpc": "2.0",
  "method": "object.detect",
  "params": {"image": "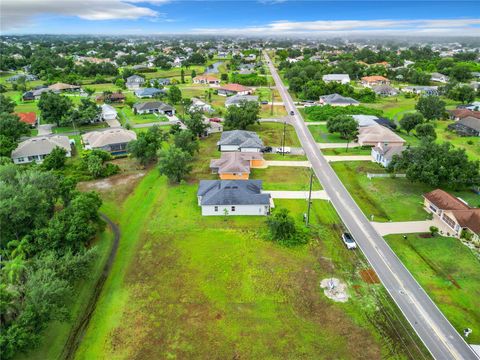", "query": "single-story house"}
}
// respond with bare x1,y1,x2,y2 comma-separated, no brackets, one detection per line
447,117,480,137
133,101,175,116
361,76,390,87
351,115,379,127
210,152,265,180
16,112,37,127
134,87,166,98
82,128,137,155
101,104,117,120
372,84,399,97
319,93,360,107
193,75,220,85
22,87,50,101
430,72,450,83
225,94,259,108
423,189,480,242
464,102,480,111
7,74,38,82
190,98,214,113
218,84,251,96
371,142,405,167
48,83,81,93
150,78,171,86
322,74,350,84
126,75,145,90
11,135,71,164
197,180,271,216
447,109,480,121
357,124,406,147
96,92,126,103
402,86,438,95
217,130,263,152
374,117,397,130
